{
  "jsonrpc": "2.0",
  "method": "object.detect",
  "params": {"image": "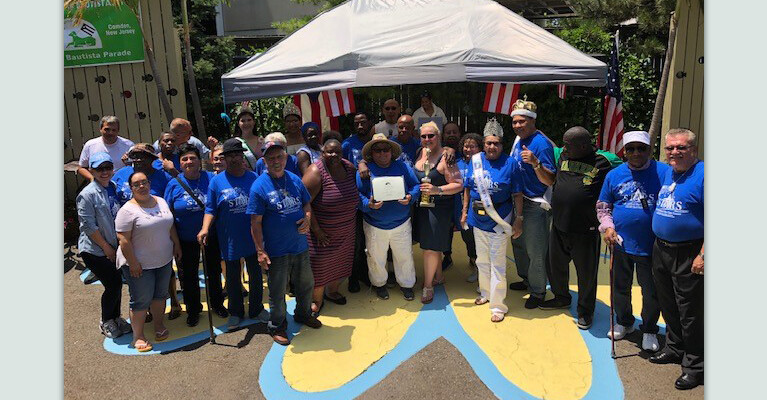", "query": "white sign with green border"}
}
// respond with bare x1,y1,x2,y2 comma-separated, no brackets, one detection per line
64,2,145,68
